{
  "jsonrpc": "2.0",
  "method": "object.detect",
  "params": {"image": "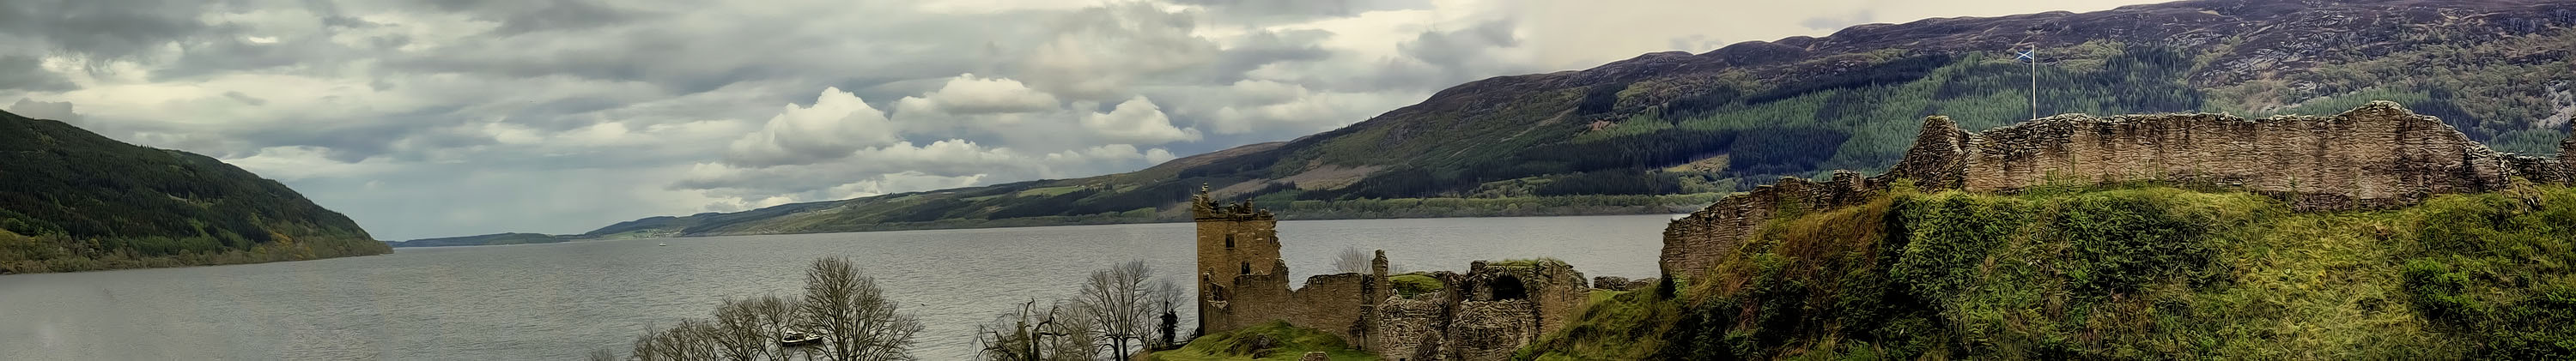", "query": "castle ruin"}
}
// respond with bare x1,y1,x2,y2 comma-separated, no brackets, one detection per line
1663,101,2576,277
1189,188,1601,361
